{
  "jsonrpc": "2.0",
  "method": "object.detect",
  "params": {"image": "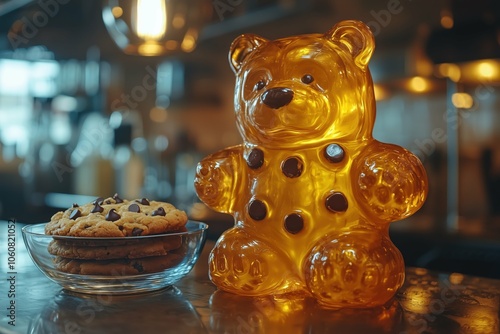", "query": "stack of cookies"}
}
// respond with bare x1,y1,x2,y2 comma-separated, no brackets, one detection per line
44,194,188,276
